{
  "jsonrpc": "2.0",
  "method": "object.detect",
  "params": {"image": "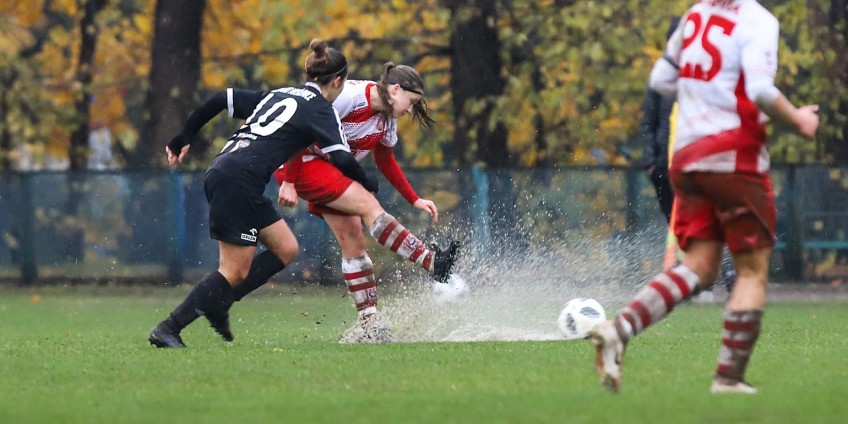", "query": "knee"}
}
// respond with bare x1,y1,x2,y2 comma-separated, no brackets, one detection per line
278,241,299,264
226,268,250,285
682,259,720,289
